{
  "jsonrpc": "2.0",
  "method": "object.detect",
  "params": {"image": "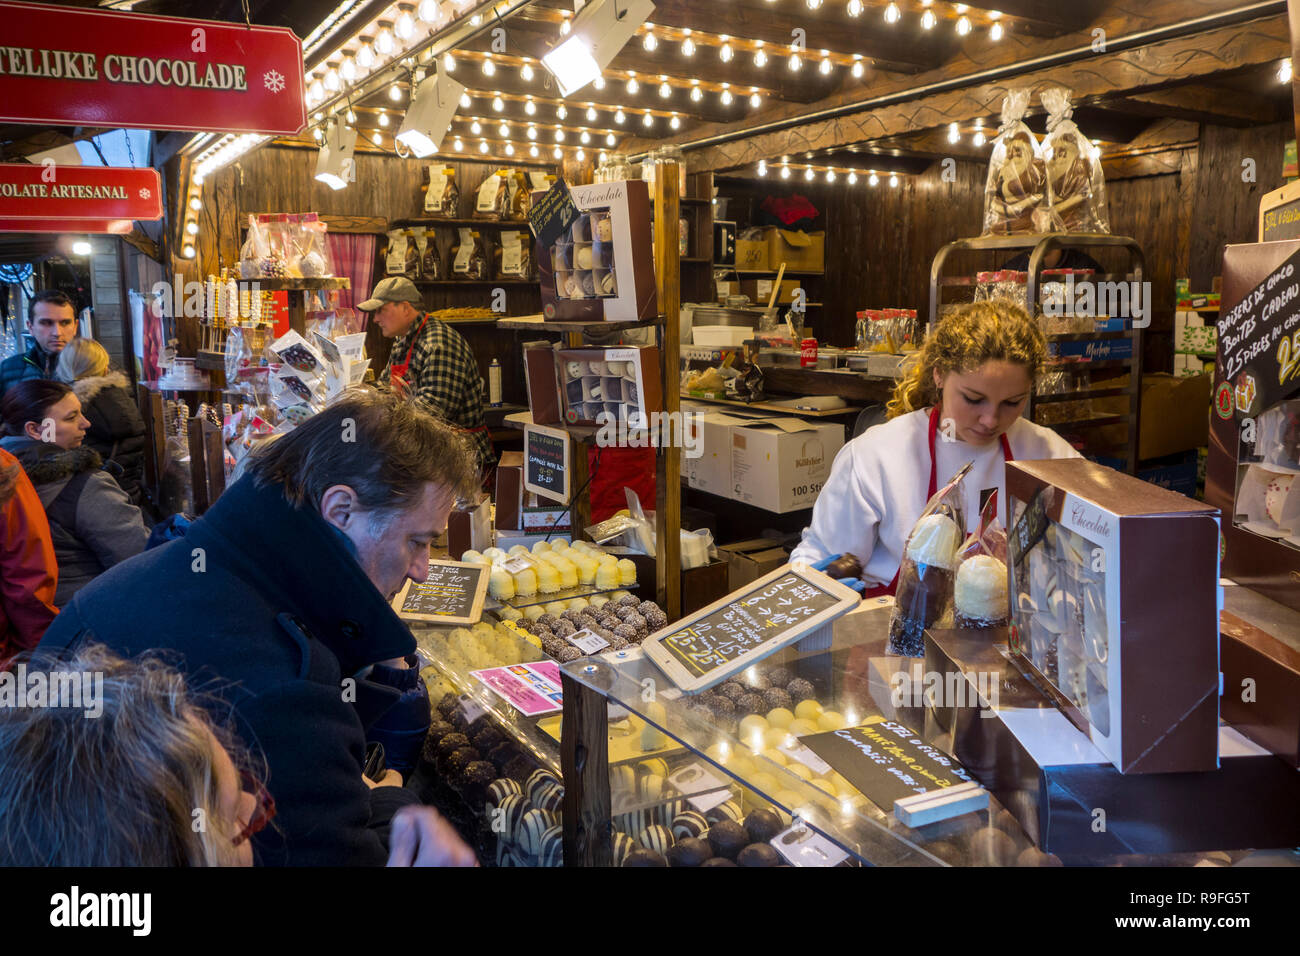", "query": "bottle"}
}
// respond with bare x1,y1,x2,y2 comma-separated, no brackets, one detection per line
489,358,502,406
